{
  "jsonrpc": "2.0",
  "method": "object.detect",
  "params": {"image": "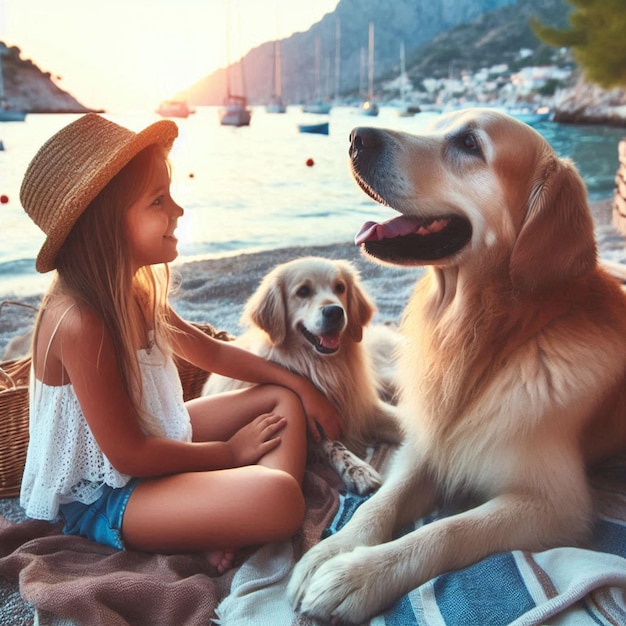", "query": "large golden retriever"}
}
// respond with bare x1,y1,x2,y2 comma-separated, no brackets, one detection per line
288,108,626,623
203,256,402,494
